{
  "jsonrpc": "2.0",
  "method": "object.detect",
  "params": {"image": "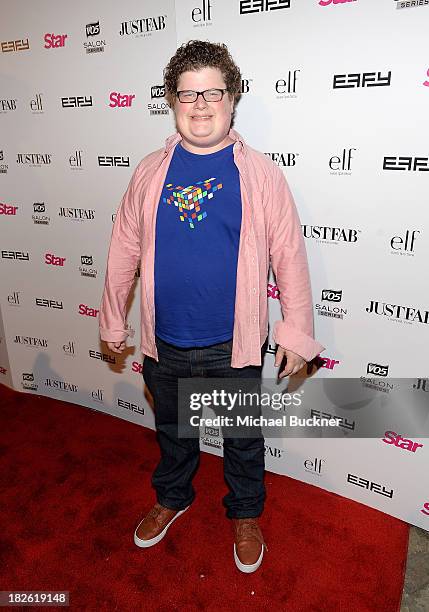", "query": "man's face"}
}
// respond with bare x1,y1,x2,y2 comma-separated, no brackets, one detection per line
173,67,235,154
